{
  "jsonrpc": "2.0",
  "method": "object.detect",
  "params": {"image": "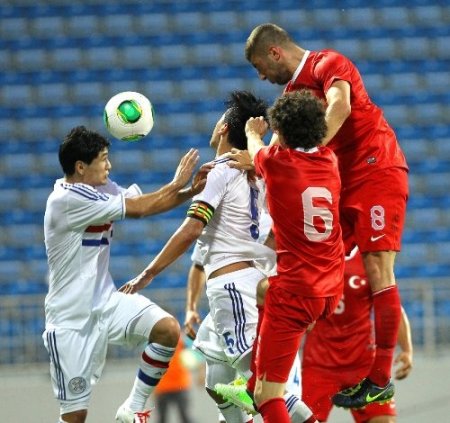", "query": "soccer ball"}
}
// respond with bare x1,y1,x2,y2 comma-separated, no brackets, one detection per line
103,91,154,141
